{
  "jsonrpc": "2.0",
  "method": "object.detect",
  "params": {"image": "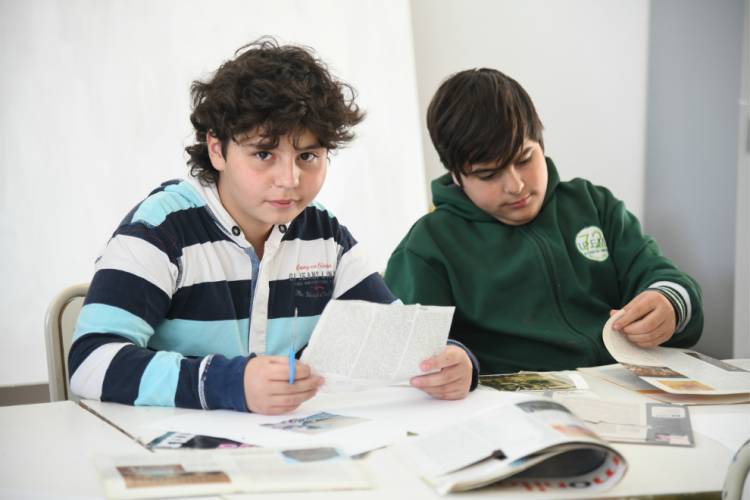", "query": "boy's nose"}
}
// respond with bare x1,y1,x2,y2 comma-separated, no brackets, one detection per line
275,158,300,188
502,167,525,195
